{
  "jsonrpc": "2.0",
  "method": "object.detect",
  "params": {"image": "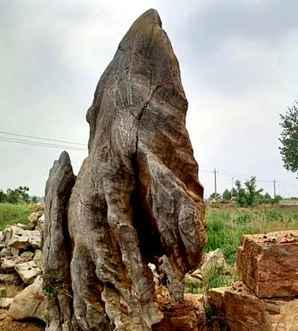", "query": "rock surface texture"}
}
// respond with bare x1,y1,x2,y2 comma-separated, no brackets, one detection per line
43,151,75,331
205,230,298,331
44,8,206,331
237,230,298,298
